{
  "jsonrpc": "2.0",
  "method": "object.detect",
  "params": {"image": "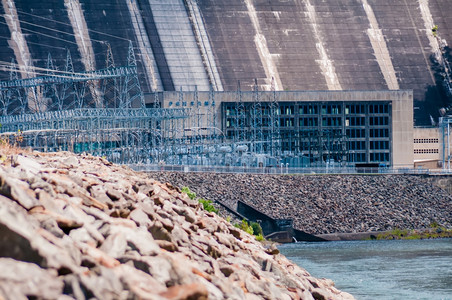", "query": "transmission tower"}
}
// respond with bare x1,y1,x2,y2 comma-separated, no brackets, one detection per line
206,85,218,142
269,77,281,157
235,80,245,143
44,53,61,111
7,58,27,115
102,43,120,108
251,79,263,153
119,41,145,108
